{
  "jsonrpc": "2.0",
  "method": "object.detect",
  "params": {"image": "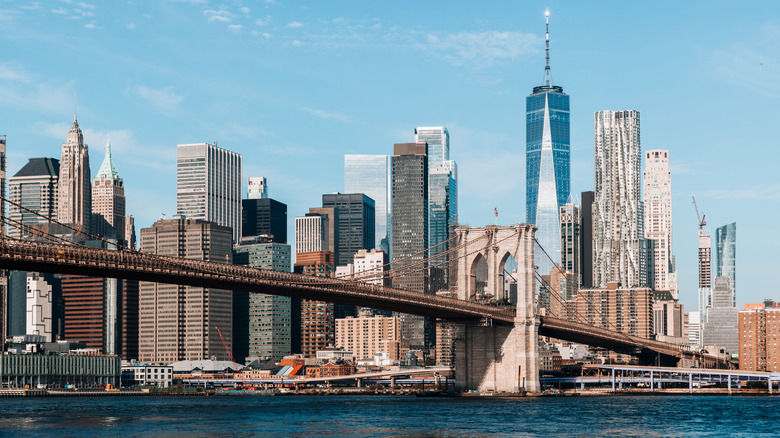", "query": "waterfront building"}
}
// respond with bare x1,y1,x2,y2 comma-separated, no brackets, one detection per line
593,110,646,288
739,303,780,372
176,143,242,242
391,142,429,350
334,249,386,286
344,154,391,254
138,218,234,363
322,193,375,267
716,222,736,307
91,137,127,244
57,113,91,233
7,158,59,240
233,237,292,363
698,230,712,322
526,13,570,276
559,202,580,285
643,149,675,295
294,251,335,358
247,176,268,199
576,282,653,340
580,191,594,288
295,214,329,254
1,347,120,389
701,276,738,355
242,197,287,243
121,362,173,388
335,311,400,361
